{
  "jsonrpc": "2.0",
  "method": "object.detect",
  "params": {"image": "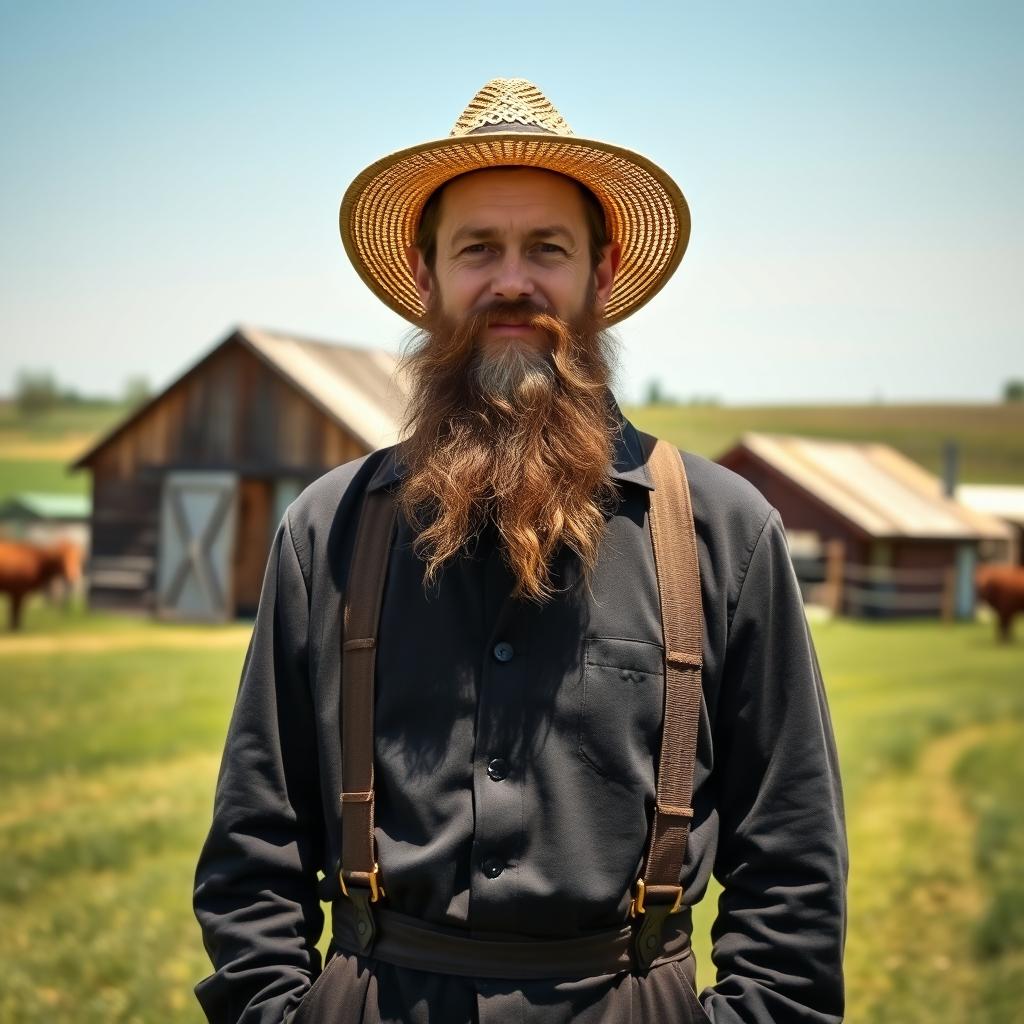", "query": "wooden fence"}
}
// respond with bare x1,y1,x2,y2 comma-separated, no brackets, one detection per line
793,540,957,620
